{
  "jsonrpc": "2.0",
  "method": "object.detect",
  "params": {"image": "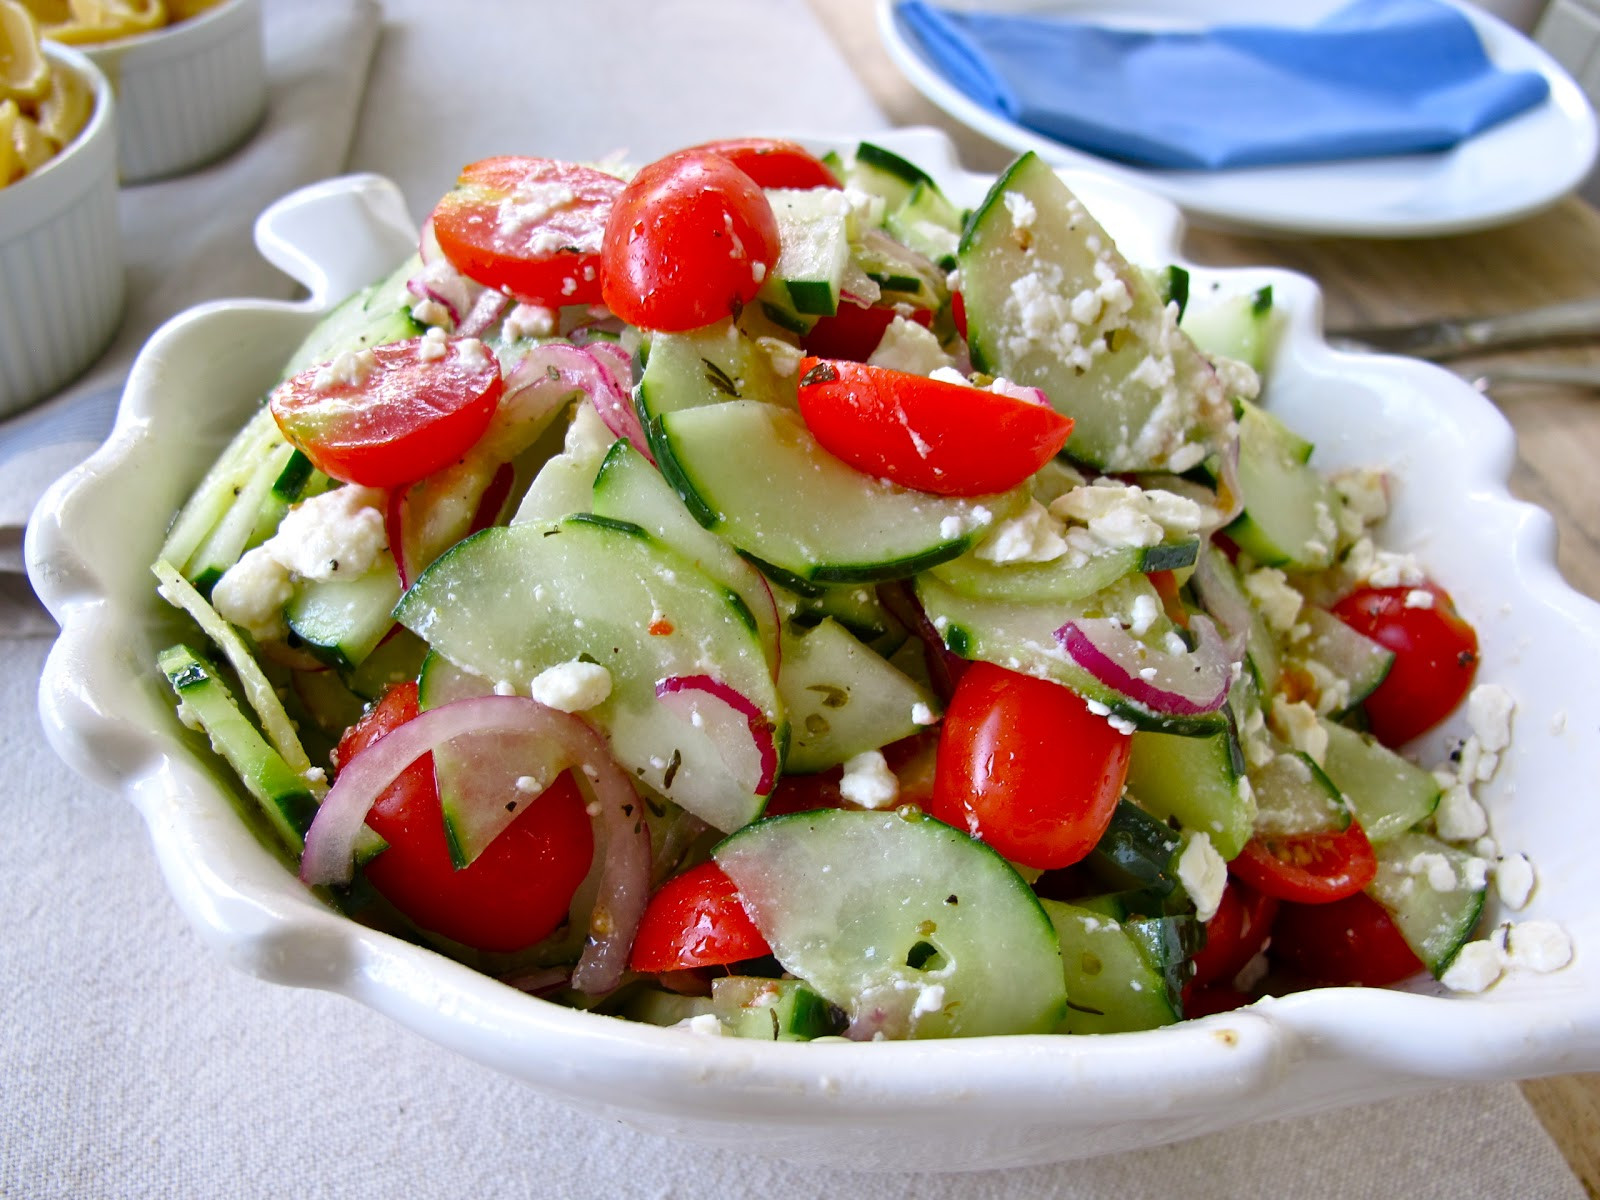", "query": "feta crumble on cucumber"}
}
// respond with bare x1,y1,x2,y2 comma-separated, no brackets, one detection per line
150,138,1562,1041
